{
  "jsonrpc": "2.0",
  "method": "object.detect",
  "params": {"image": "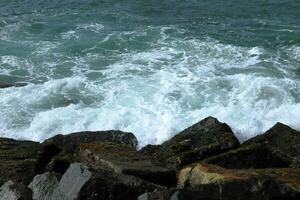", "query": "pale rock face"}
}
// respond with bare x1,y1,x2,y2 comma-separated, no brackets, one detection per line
29,163,91,200
0,180,32,200
58,163,92,200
